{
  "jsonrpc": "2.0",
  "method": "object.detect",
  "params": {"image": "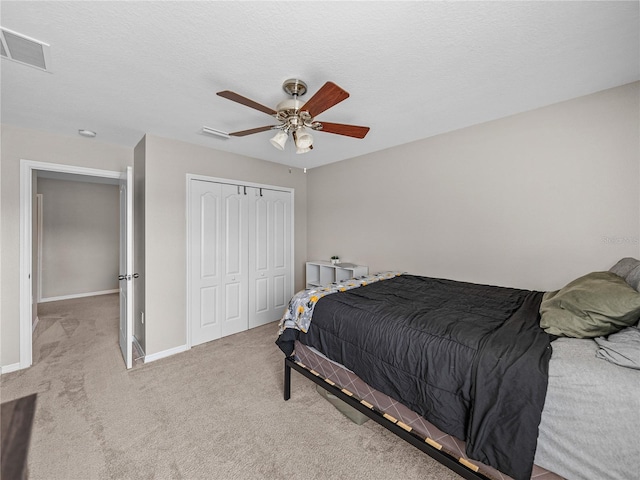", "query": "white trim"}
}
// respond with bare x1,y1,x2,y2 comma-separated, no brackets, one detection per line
186,173,295,194
36,193,43,303
143,344,187,364
185,175,193,350
39,289,119,303
32,316,39,333
18,159,122,371
185,174,295,350
1,363,22,375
